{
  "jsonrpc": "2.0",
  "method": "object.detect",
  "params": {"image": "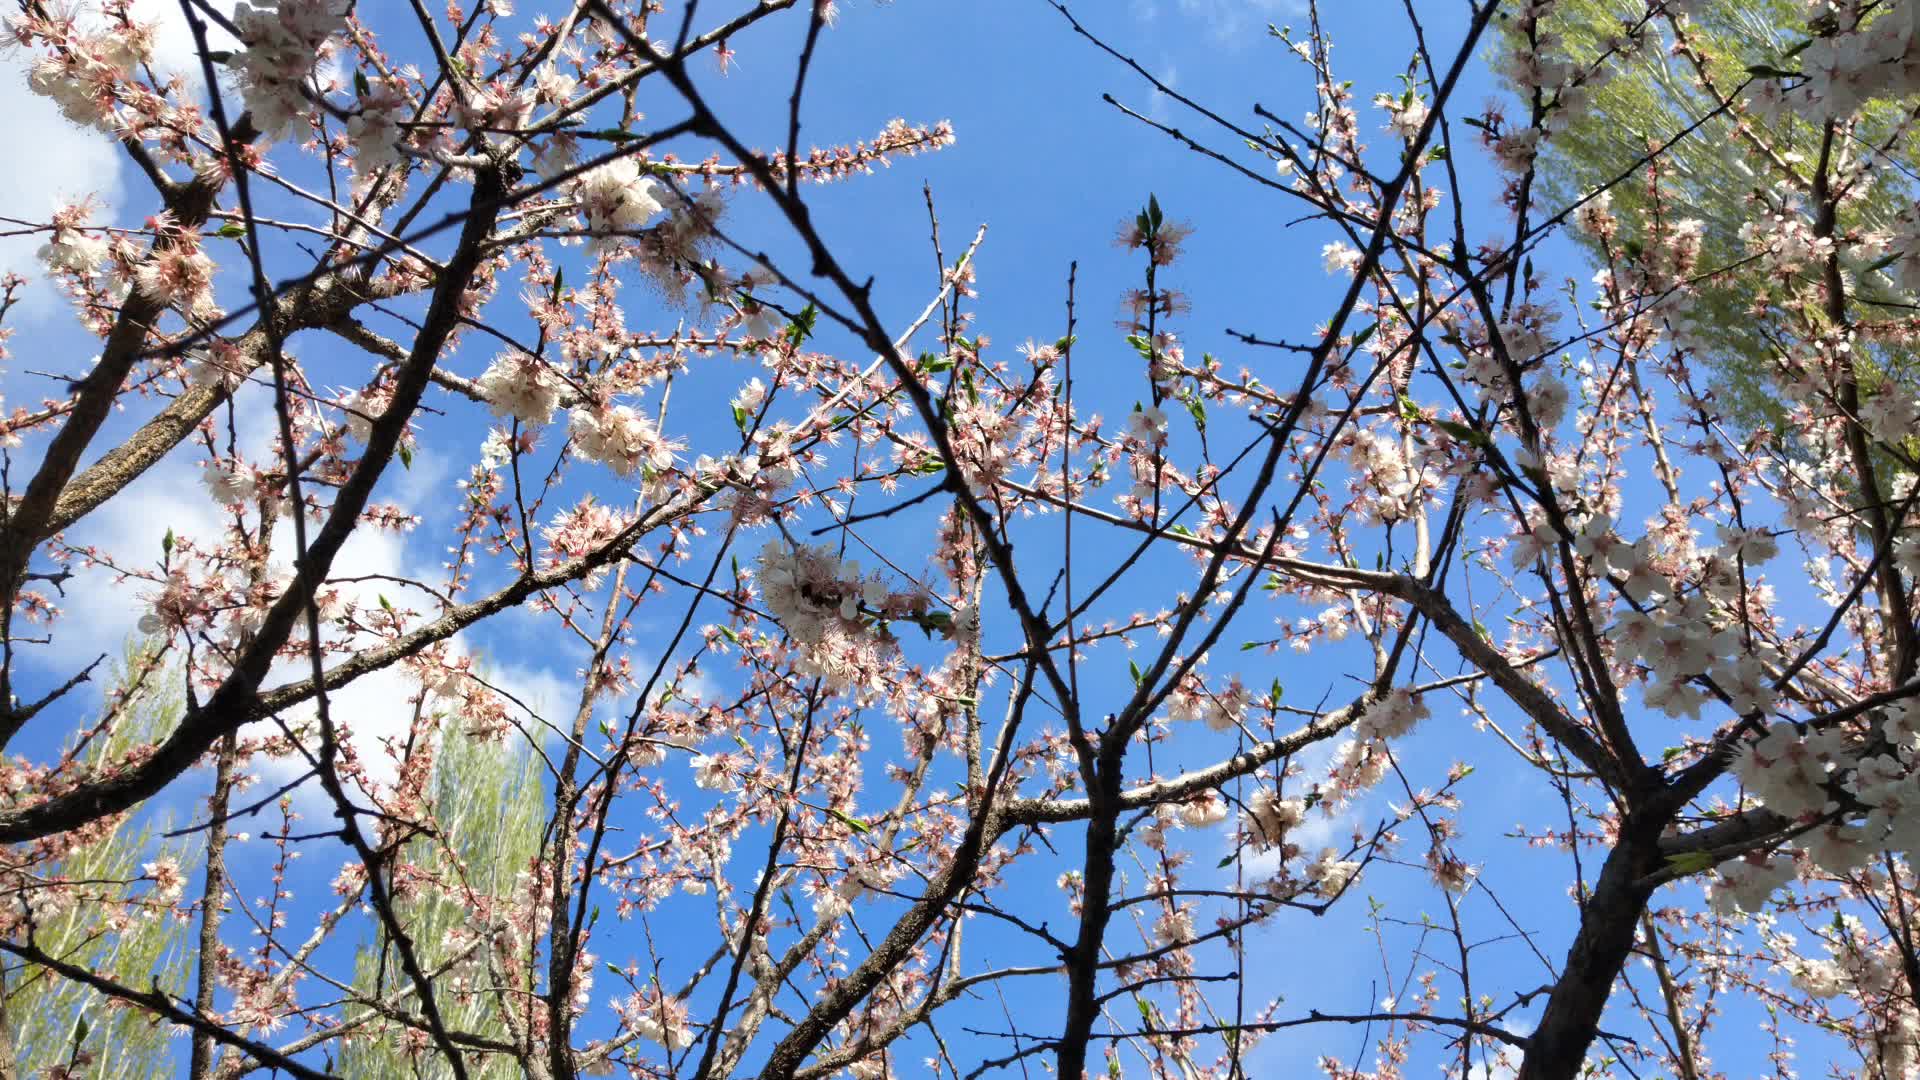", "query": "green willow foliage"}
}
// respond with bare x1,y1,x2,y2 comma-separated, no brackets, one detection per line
4,653,545,1077
1509,0,1920,433
335,695,547,1079
4,648,196,1078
